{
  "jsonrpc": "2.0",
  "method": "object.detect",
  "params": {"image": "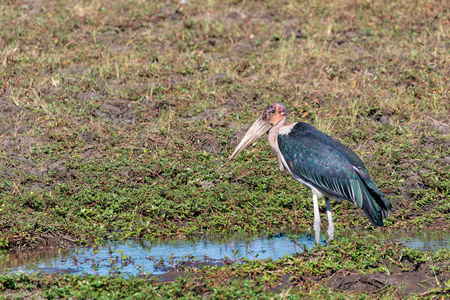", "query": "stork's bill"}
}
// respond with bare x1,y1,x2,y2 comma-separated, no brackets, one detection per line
229,103,287,160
